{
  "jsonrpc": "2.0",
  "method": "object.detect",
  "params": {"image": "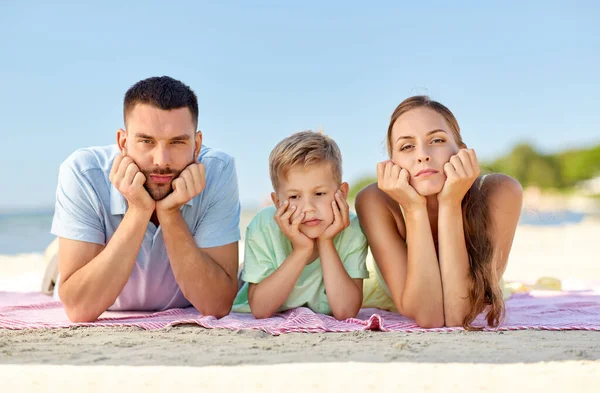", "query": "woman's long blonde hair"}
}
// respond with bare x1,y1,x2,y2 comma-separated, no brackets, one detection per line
387,95,504,329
